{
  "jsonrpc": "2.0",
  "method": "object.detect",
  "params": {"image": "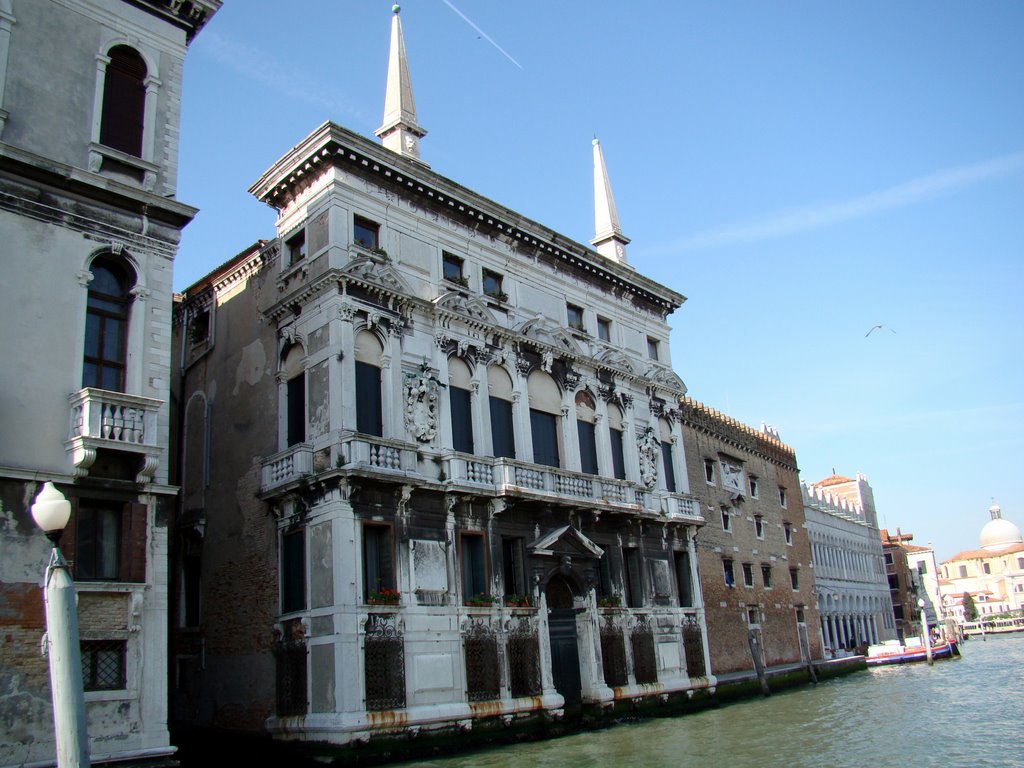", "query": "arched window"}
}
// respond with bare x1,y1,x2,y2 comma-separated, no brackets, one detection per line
448,357,474,454
355,331,384,437
575,391,597,475
659,418,676,492
100,46,146,157
487,365,515,459
528,370,561,468
83,257,132,391
282,344,306,447
607,404,626,480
